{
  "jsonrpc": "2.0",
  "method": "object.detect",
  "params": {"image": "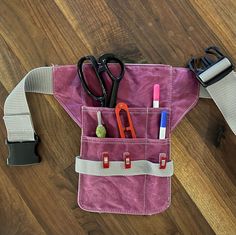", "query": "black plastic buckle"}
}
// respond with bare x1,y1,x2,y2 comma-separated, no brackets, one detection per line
187,46,234,87
6,134,40,166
